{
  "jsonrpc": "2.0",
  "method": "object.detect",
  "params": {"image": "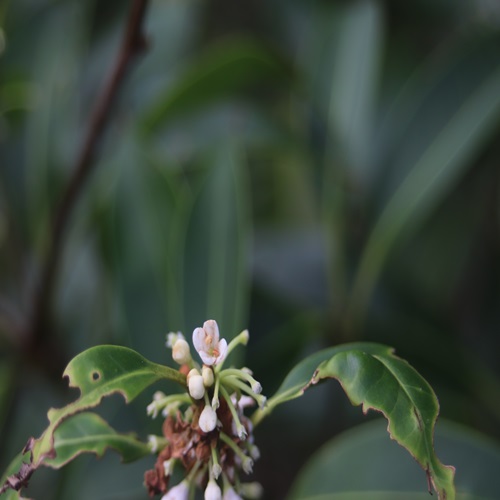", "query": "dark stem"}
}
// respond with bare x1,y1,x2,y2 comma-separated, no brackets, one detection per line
27,0,150,357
